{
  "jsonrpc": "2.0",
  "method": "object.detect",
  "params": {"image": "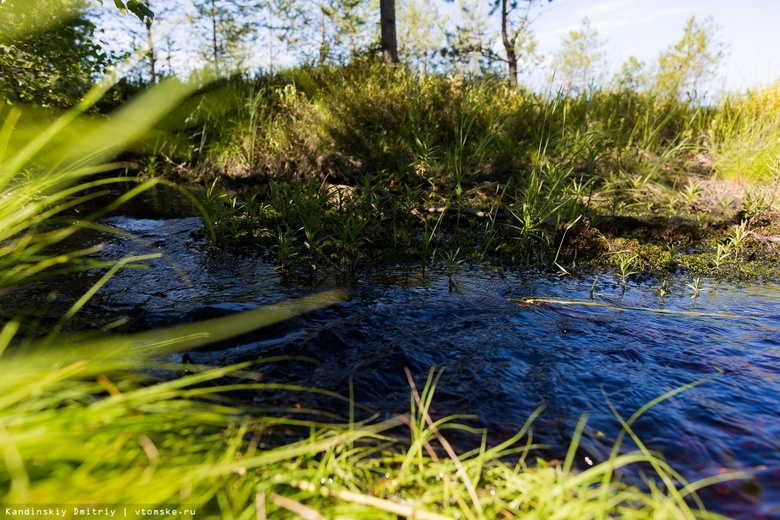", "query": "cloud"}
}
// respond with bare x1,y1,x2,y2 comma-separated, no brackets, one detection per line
576,0,638,19
538,3,699,43
593,7,698,30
